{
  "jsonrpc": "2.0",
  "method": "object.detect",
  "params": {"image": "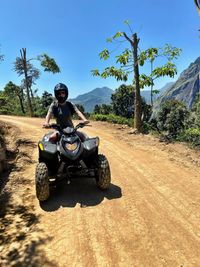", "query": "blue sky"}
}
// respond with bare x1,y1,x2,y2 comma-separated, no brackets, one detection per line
0,0,199,98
